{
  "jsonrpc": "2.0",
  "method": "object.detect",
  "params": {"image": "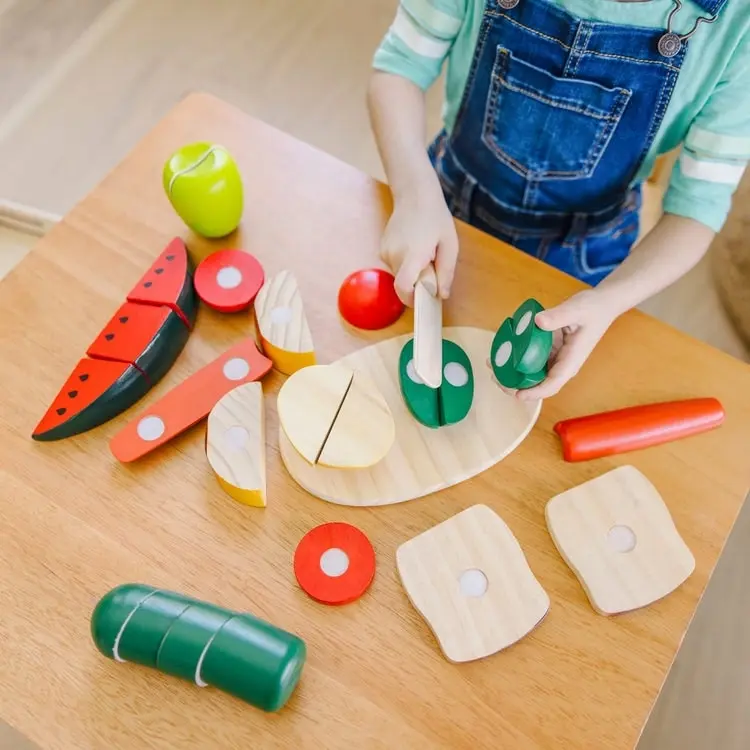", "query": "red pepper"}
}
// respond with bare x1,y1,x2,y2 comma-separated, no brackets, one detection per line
553,398,725,462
